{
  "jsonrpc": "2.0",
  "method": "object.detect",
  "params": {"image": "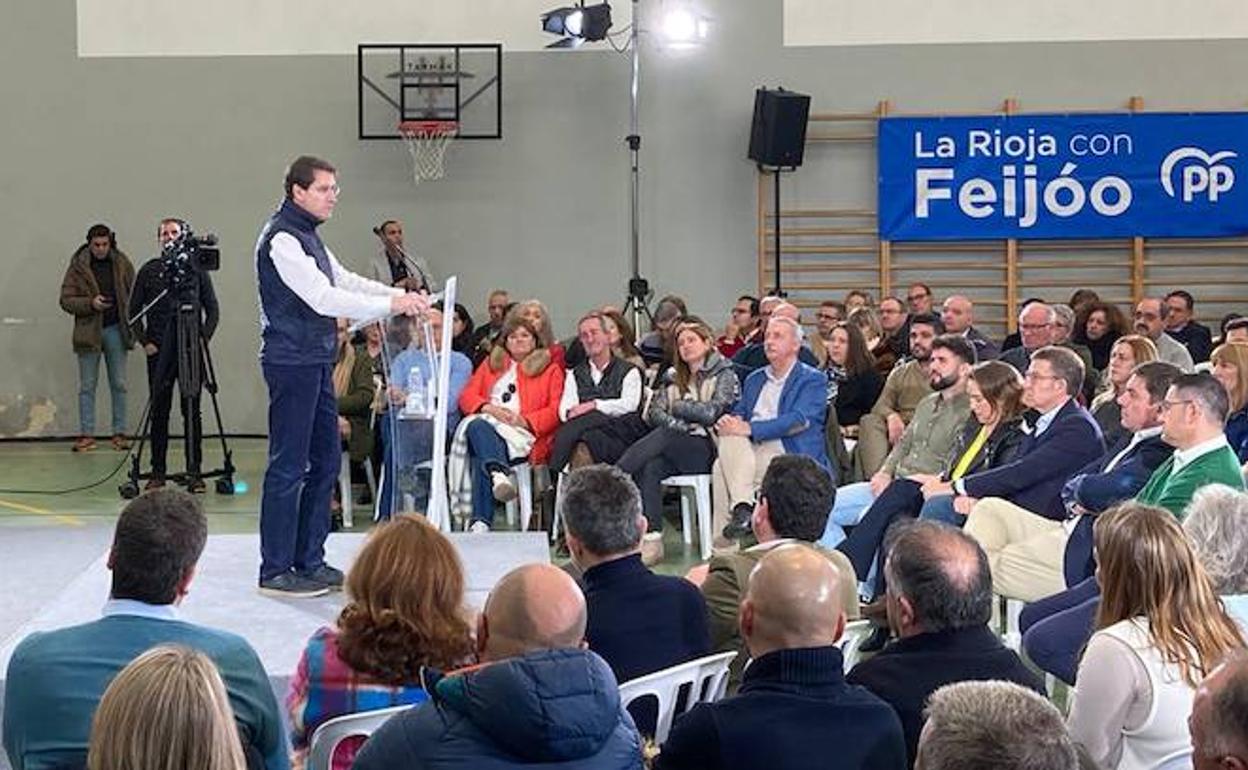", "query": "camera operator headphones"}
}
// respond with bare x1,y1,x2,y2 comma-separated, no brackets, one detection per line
85,224,116,250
